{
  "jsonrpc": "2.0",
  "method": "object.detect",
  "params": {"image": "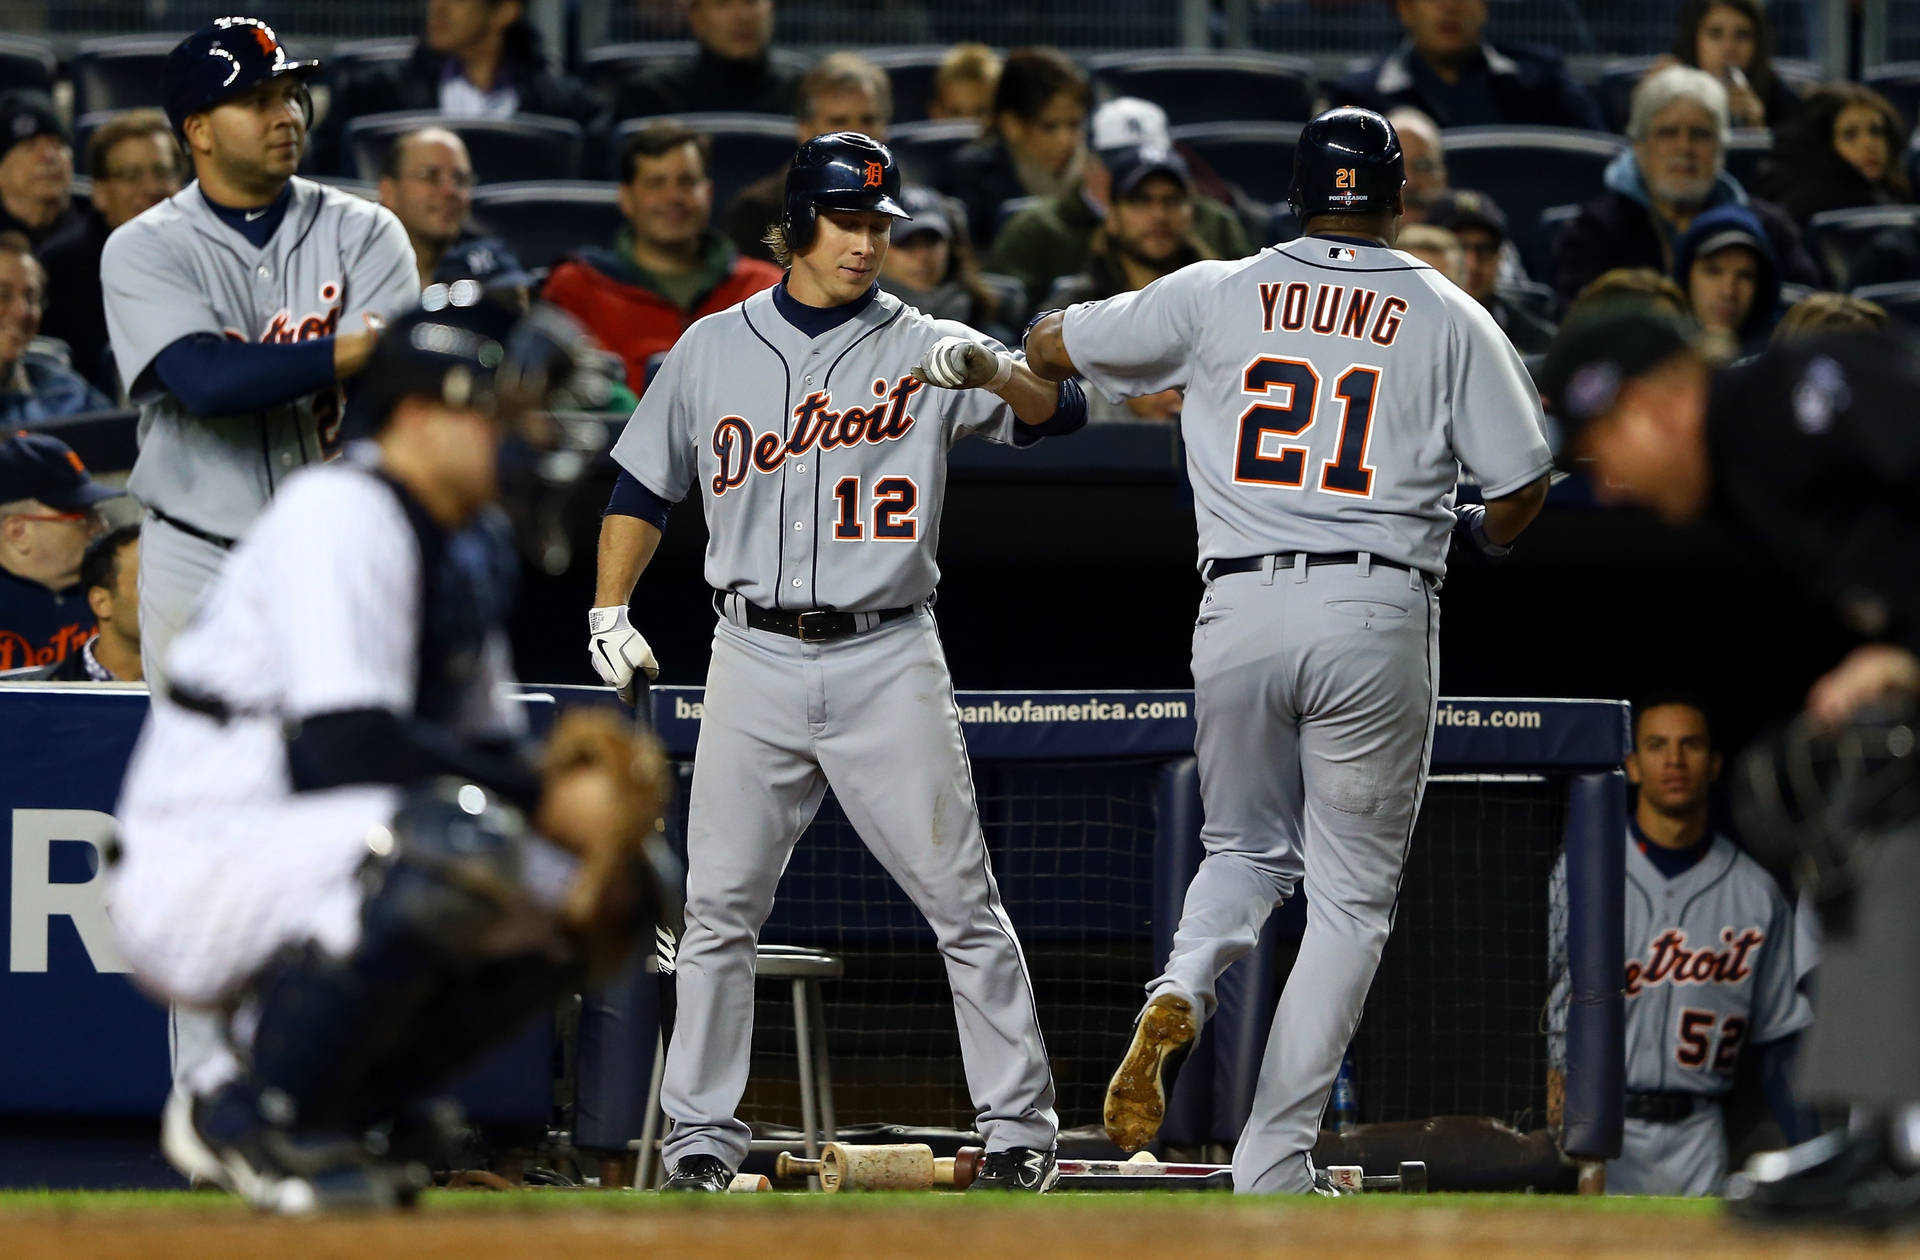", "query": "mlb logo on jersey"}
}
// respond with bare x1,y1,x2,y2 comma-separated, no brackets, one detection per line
1327,246,1357,262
